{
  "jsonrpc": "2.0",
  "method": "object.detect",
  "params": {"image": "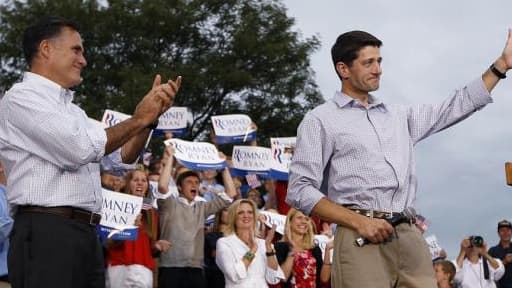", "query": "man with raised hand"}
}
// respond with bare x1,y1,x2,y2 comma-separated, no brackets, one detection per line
287,29,512,287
